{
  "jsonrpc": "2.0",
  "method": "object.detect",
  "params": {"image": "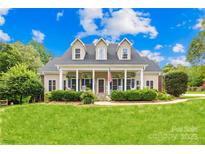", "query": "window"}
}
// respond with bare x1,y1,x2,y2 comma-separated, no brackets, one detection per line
48,80,56,91
127,78,135,90
122,48,128,59
146,80,154,89
63,80,67,90
136,80,140,90
82,79,92,89
112,79,123,90
98,47,106,60
75,48,81,59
